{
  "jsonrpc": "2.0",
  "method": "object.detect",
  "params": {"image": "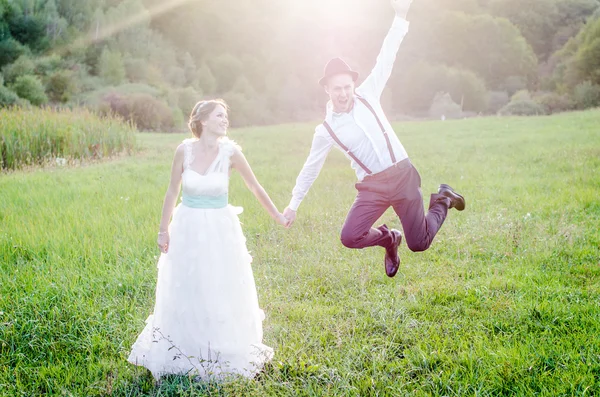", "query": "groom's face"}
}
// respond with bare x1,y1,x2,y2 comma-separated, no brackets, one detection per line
325,74,355,113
